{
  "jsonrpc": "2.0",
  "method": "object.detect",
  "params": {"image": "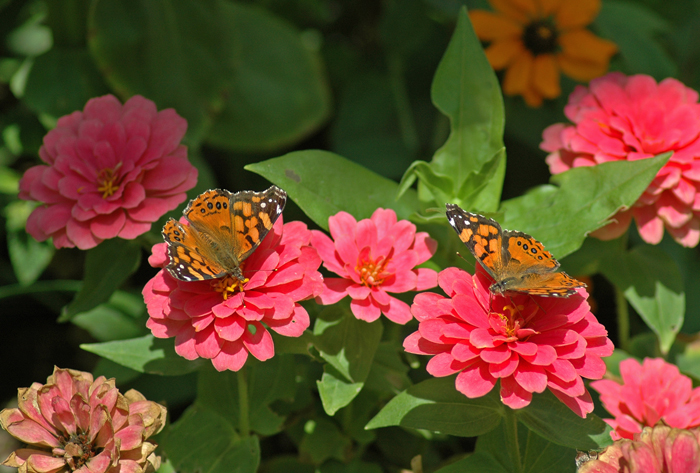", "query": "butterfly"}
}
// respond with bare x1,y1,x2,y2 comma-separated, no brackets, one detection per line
445,204,585,297
162,186,287,282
